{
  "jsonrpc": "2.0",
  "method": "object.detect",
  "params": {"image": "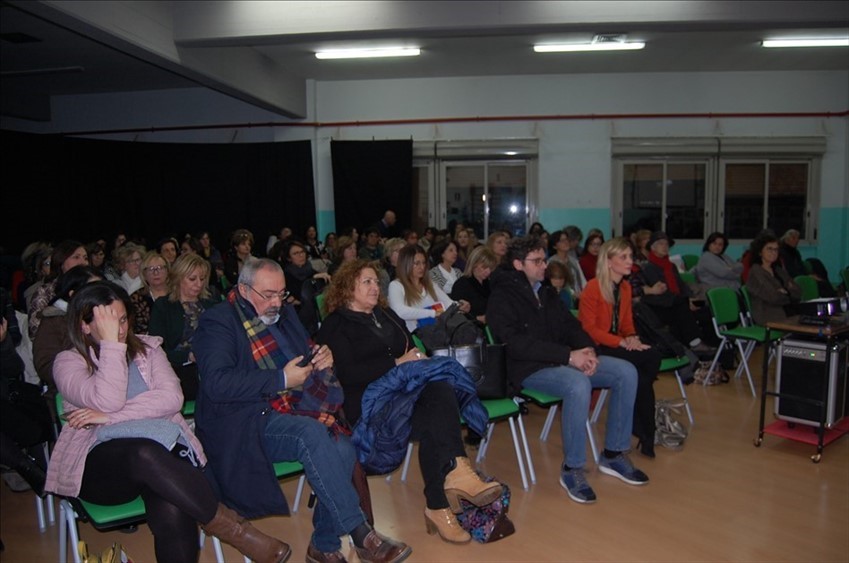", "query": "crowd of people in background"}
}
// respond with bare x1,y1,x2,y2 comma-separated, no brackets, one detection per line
1,210,846,562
